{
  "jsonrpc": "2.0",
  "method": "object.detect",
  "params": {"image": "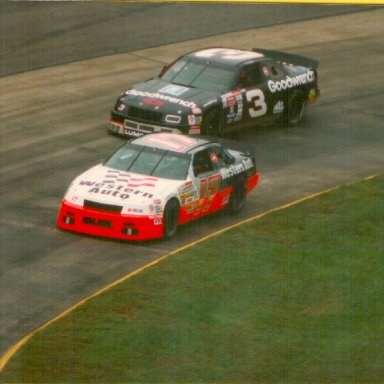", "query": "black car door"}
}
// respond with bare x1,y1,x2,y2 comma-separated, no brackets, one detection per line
238,62,269,122
238,60,288,123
